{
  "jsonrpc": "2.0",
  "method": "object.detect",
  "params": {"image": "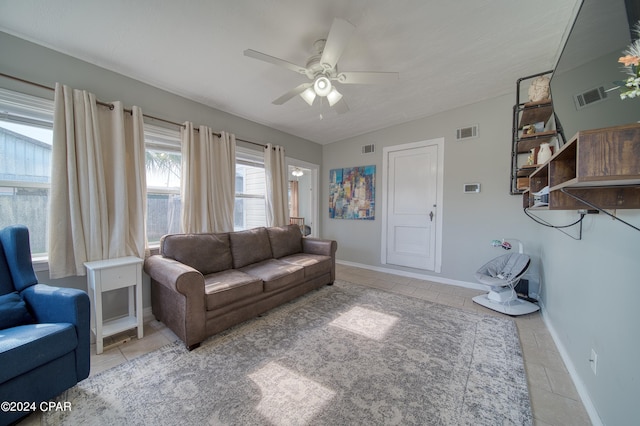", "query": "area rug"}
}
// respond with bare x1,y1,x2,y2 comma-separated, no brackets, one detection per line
45,280,532,425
